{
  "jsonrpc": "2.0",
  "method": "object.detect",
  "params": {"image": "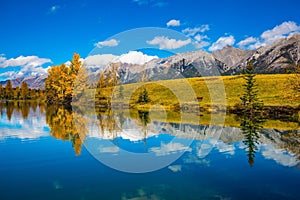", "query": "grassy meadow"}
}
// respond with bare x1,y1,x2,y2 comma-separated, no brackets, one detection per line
96,74,298,109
